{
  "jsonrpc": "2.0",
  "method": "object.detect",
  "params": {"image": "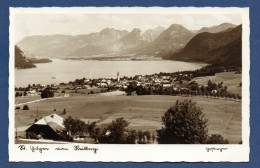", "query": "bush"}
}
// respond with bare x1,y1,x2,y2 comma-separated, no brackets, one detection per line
98,118,130,144
23,91,27,96
15,106,20,110
207,134,229,144
157,99,208,144
23,105,29,110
